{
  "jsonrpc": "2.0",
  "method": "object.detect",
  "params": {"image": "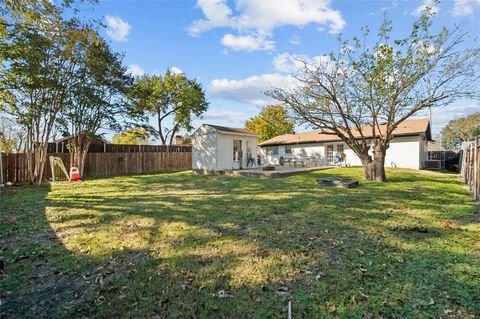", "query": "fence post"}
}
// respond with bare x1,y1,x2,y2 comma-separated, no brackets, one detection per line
474,138,478,201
